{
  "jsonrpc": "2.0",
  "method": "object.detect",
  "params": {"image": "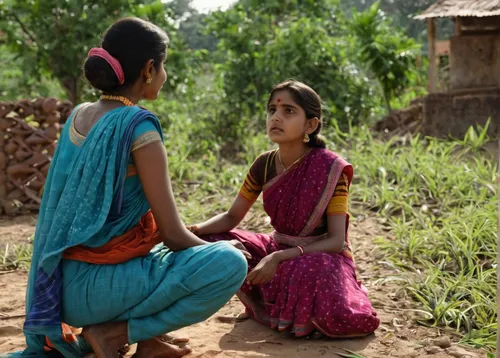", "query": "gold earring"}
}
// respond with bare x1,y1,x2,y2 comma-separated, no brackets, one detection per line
146,77,152,84
303,133,310,143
